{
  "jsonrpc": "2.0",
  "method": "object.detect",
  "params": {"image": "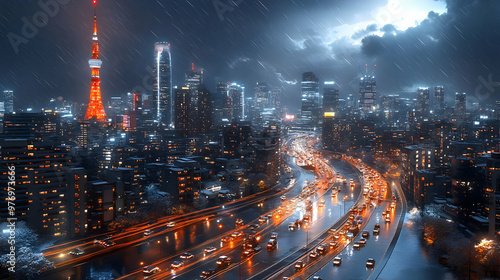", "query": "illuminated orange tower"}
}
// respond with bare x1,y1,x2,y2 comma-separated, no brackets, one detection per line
84,0,107,122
